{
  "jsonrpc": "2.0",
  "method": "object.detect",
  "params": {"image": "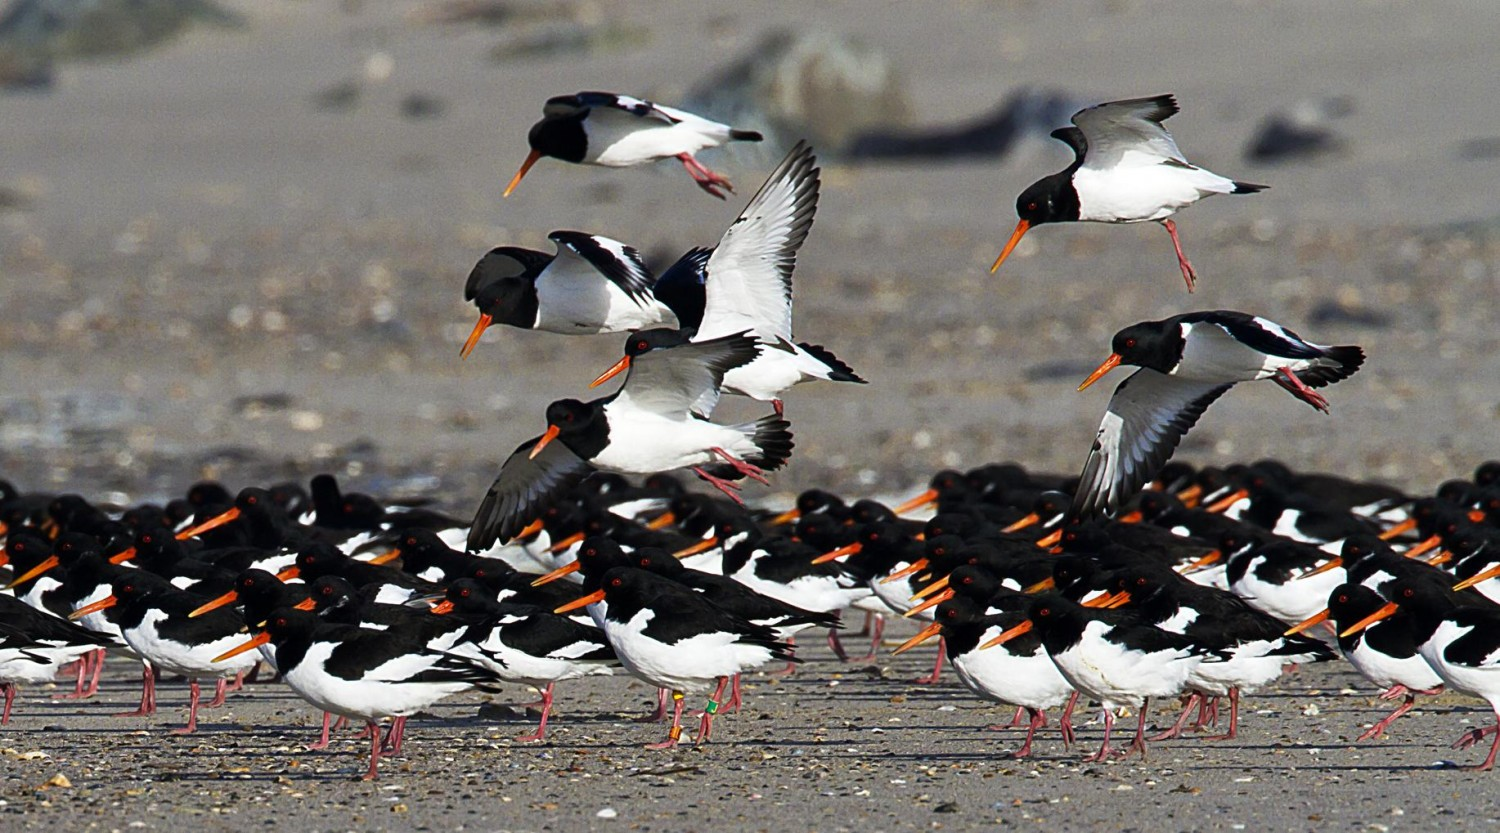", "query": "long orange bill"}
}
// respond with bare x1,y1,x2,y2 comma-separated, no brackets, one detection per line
530,424,561,460
892,622,944,655
1175,484,1204,507
1454,563,1500,591
989,219,1031,274
1082,590,1127,609
532,560,581,586
5,554,61,589
275,566,301,582
891,488,939,517
503,149,542,198
645,512,677,531
1023,576,1056,594
1284,608,1330,636
673,537,719,559
1297,557,1344,580
430,599,455,615
980,618,1032,649
1470,509,1488,523
213,631,272,663
903,587,954,618
68,595,118,621
881,559,929,585
910,574,952,602
589,355,631,389
1339,601,1399,637
547,532,585,555
1002,513,1041,534
1117,509,1145,524
768,508,800,526
1103,590,1133,609
1205,489,1250,514
292,597,317,612
516,518,545,540
1377,517,1417,541
177,506,241,540
365,548,402,566
109,547,138,565
189,590,240,618
1034,529,1063,548
1425,549,1454,567
812,542,862,565
460,314,493,360
1404,534,1442,559
554,589,606,614
1077,353,1123,392
1179,550,1223,575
